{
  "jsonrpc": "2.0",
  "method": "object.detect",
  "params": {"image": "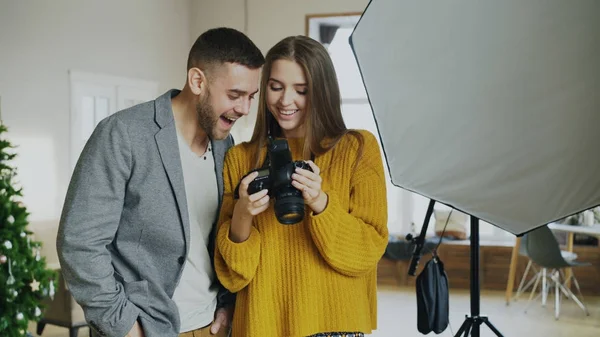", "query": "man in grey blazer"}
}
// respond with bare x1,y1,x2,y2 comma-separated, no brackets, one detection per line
57,28,264,337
